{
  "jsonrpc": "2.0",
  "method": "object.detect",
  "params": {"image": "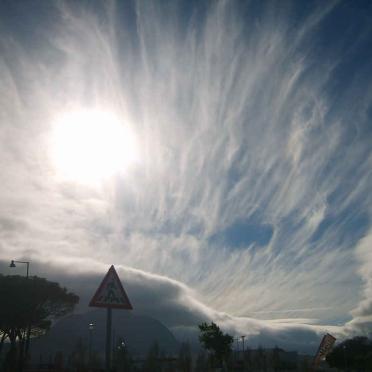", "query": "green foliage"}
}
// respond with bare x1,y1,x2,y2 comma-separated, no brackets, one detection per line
0,274,79,334
198,322,233,367
326,336,372,370
0,274,79,371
